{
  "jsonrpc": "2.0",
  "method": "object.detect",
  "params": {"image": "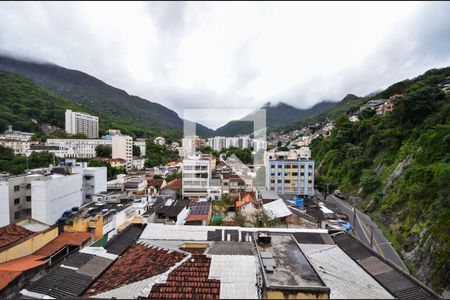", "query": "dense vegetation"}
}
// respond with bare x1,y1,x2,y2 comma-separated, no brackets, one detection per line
0,55,213,138
0,145,60,174
310,67,450,292
145,142,179,167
